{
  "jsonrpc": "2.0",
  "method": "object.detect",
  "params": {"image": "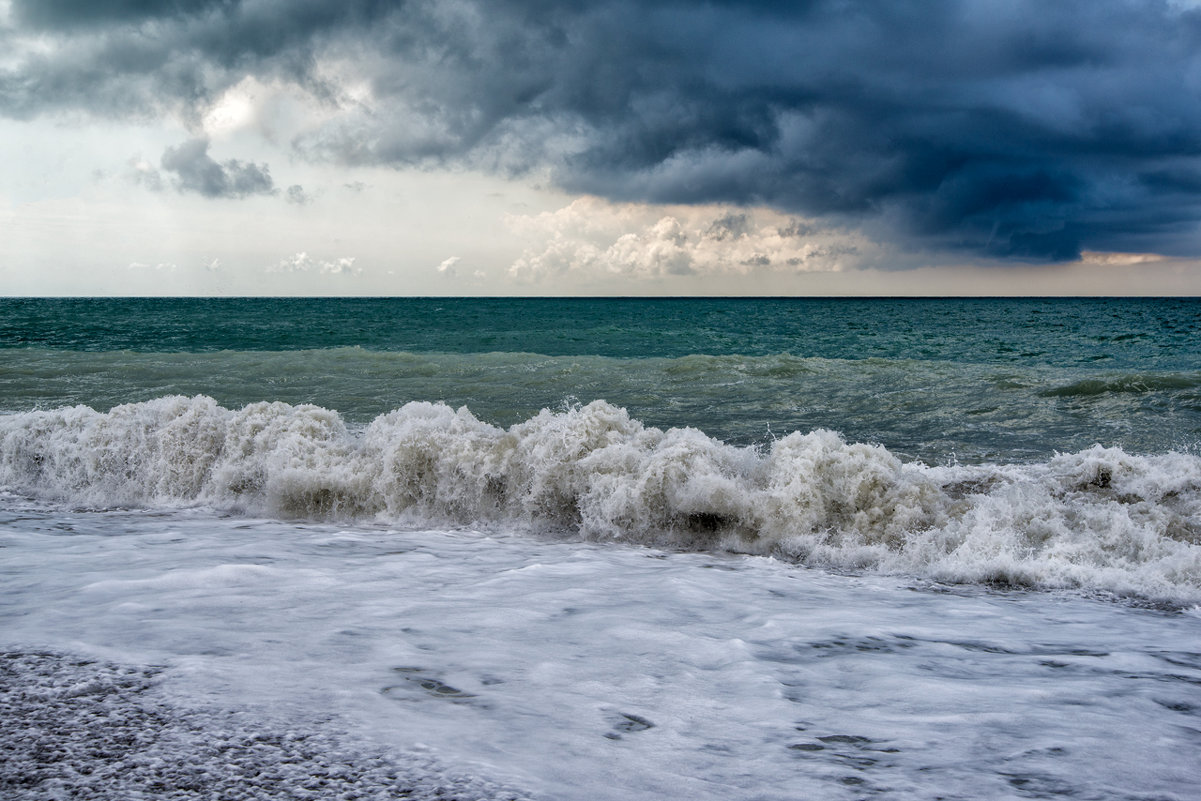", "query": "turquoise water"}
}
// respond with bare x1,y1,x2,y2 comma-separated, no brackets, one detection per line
2,297,1198,366
1,297,1198,461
